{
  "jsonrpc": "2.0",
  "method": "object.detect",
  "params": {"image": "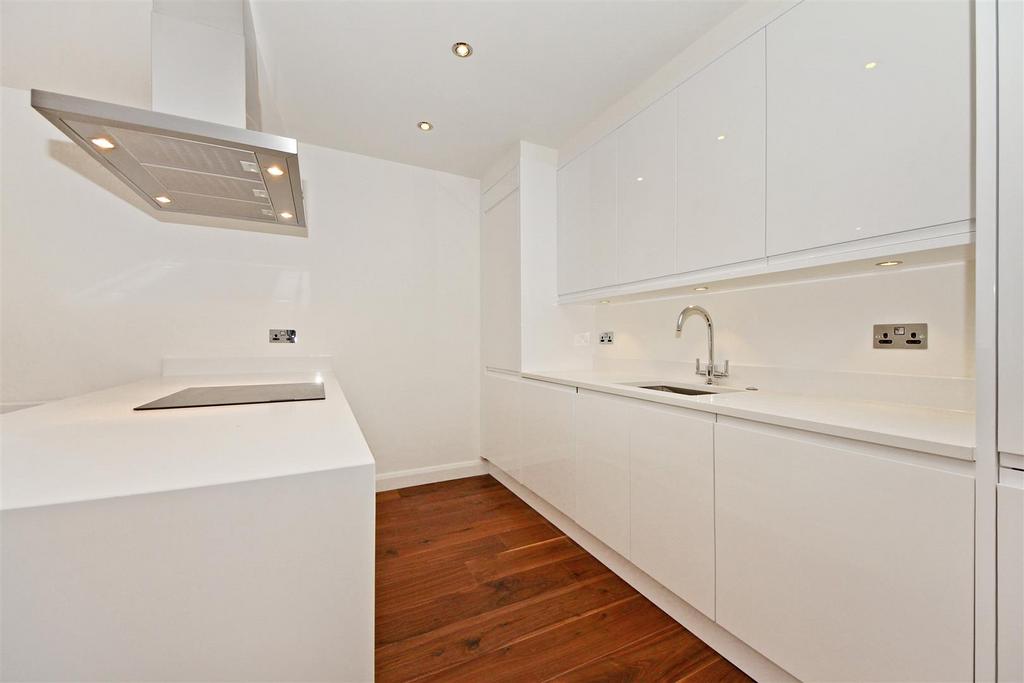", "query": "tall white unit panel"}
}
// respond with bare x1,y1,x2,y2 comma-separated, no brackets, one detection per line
999,0,1024,457
715,420,974,682
557,136,617,294
481,188,521,372
481,371,521,481
628,401,715,619
998,470,1024,683
766,0,972,255
617,94,676,283
676,31,766,273
519,380,576,517
574,390,630,557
